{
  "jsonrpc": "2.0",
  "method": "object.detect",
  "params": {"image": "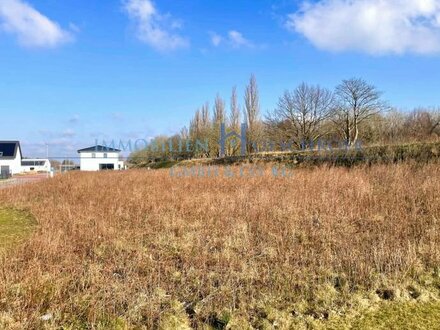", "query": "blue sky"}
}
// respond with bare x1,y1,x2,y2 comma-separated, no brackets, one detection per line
1,0,440,158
